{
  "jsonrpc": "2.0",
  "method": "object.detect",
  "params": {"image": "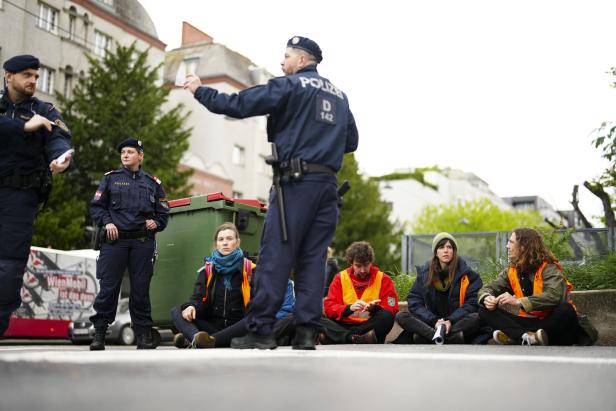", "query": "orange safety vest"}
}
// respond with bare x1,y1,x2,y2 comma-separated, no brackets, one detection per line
201,258,254,308
459,274,470,307
507,261,575,318
340,269,384,323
